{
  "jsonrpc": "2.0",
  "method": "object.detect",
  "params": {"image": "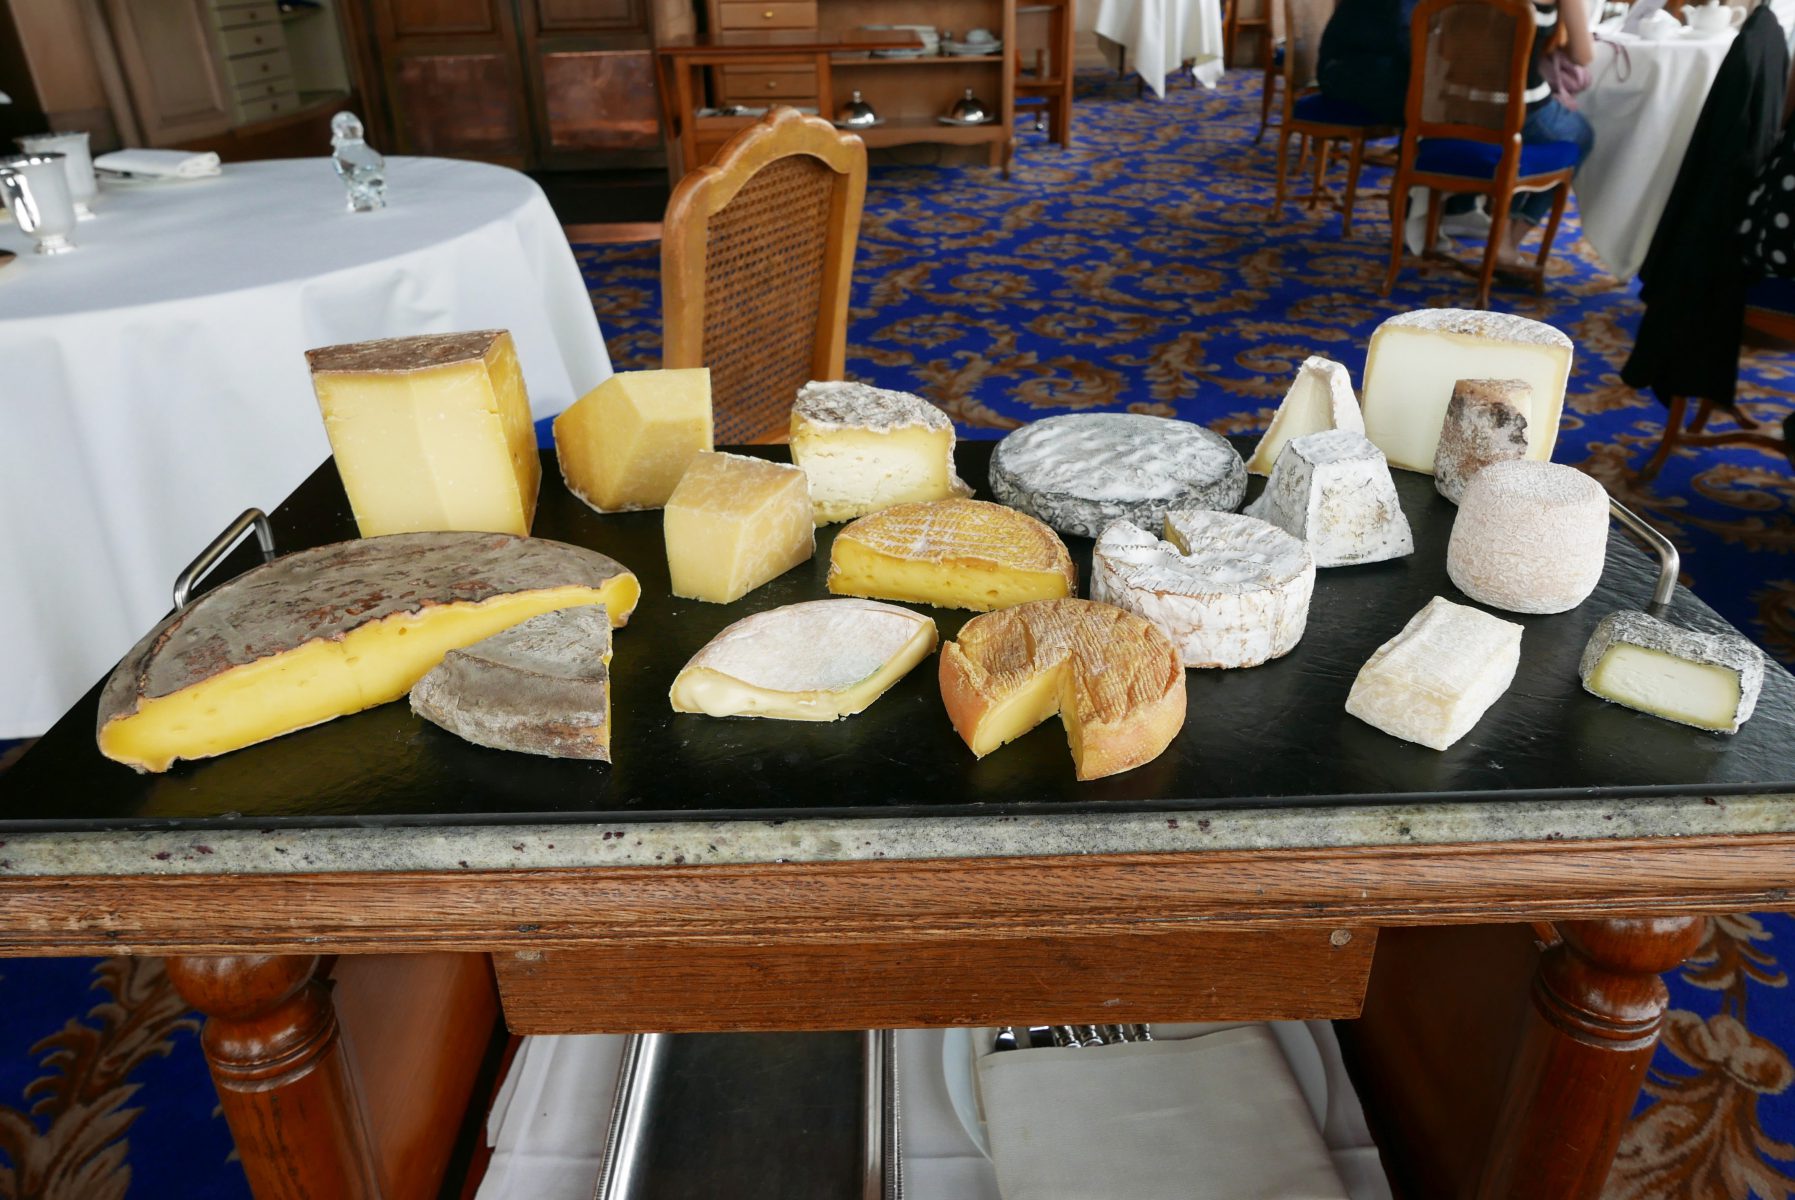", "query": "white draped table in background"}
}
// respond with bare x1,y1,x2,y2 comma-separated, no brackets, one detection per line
1095,0,1227,98
0,157,610,738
